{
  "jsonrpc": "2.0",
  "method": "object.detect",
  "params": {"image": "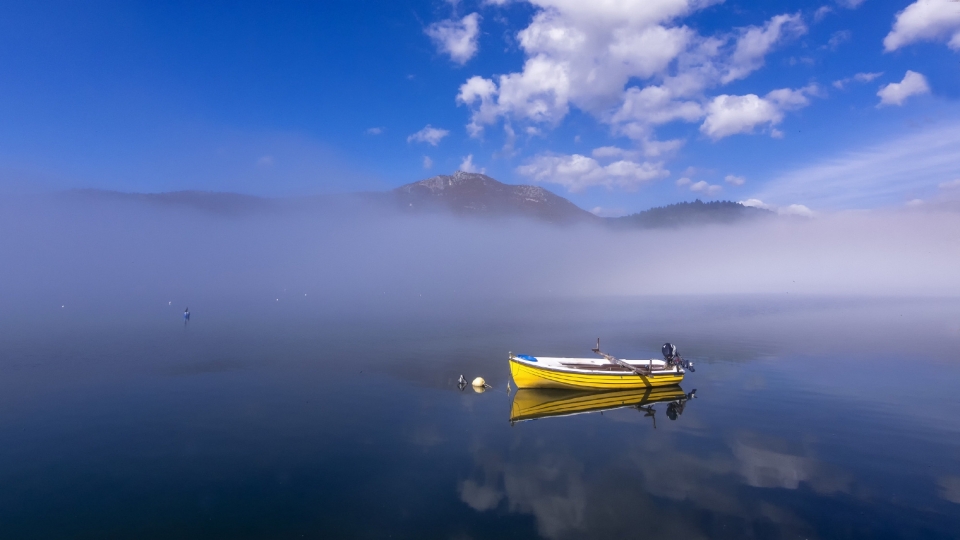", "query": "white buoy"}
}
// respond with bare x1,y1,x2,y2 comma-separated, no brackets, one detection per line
472,377,486,388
